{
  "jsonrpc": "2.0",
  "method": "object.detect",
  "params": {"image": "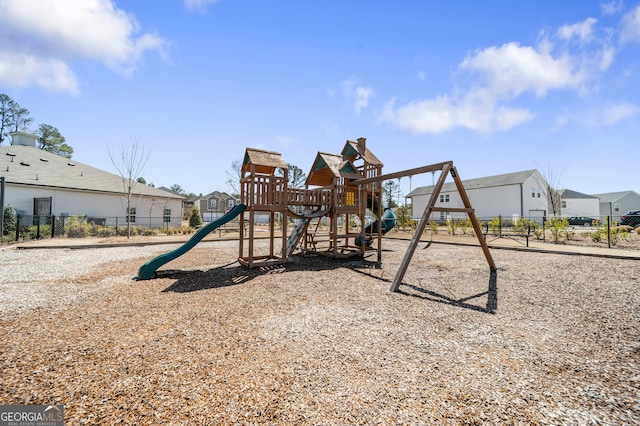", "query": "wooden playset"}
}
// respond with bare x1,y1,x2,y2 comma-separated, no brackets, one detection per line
139,137,496,293
237,138,496,291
